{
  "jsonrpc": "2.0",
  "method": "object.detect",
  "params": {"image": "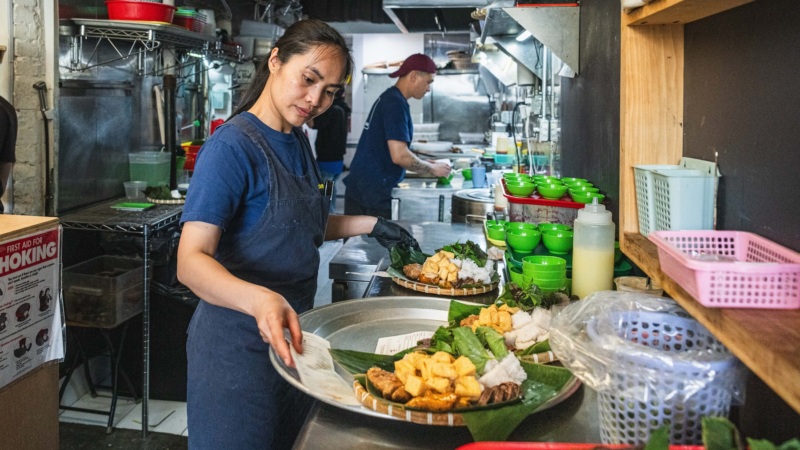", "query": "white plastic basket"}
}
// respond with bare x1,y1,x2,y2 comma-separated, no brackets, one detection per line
587,311,738,444
633,158,719,236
